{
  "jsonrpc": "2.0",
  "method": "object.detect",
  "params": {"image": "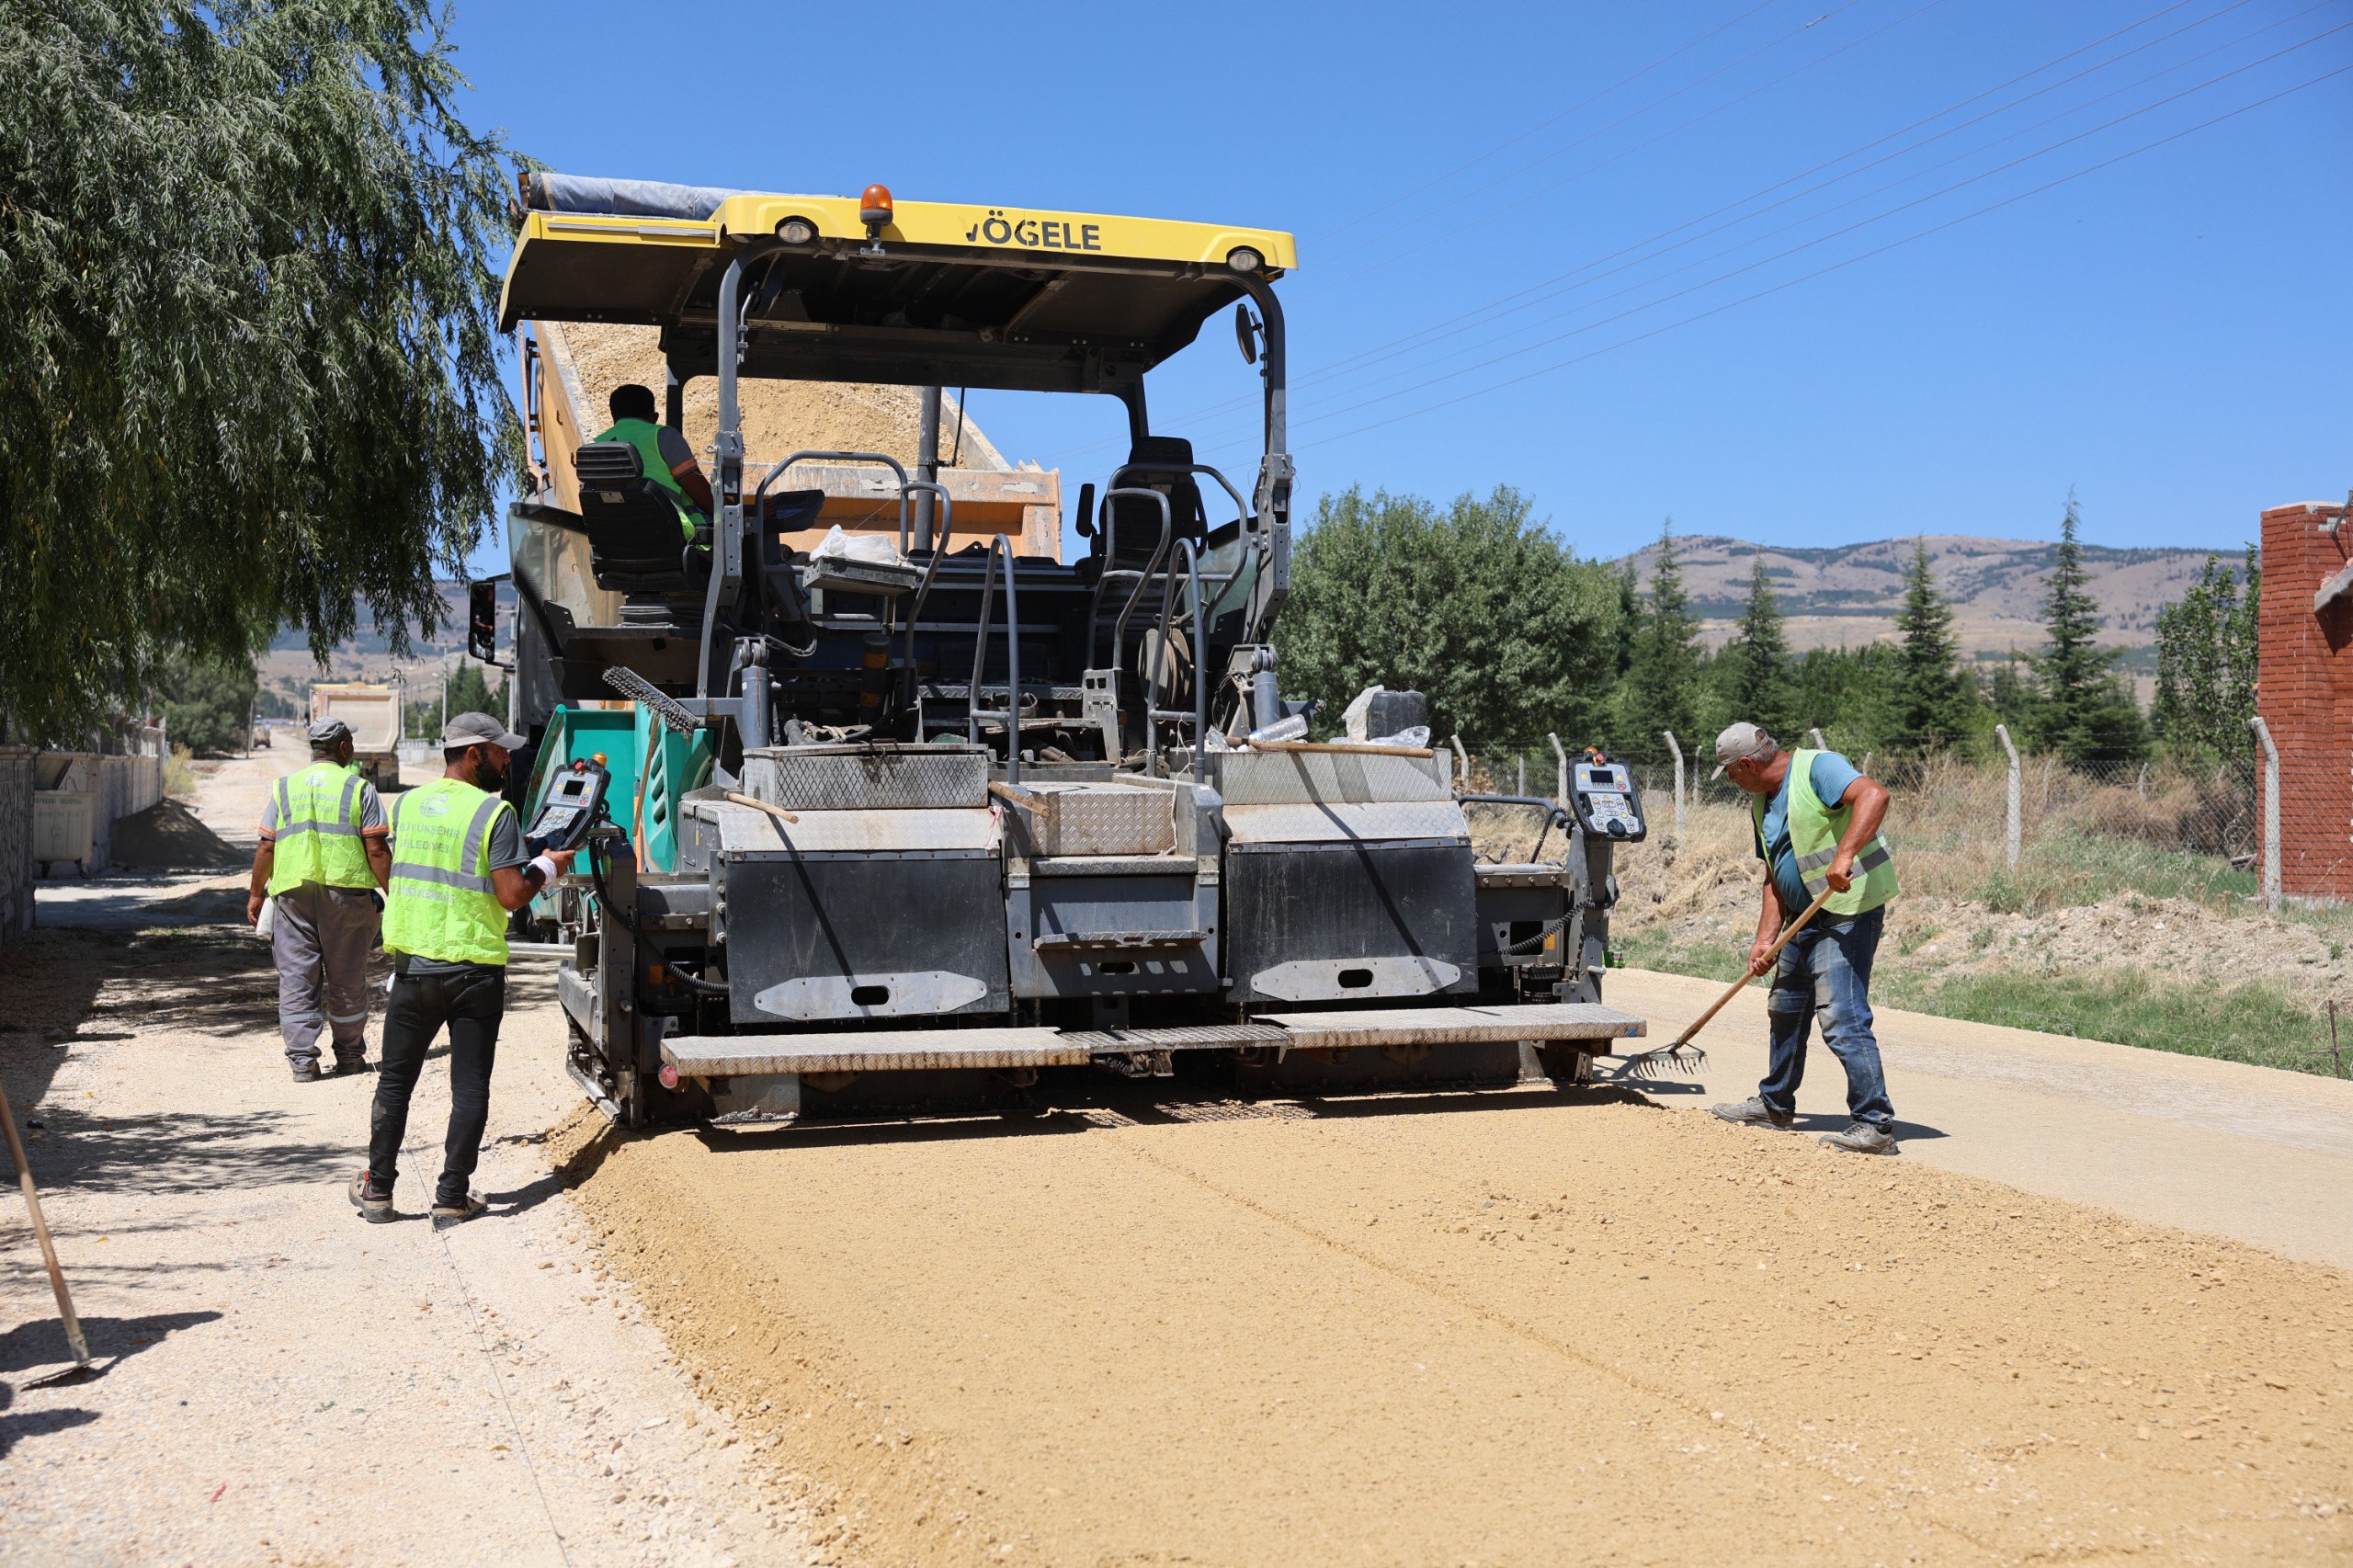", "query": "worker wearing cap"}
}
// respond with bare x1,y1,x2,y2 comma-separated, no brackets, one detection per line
1708,722,1902,1155
246,718,392,1082
594,382,713,541
351,712,574,1228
